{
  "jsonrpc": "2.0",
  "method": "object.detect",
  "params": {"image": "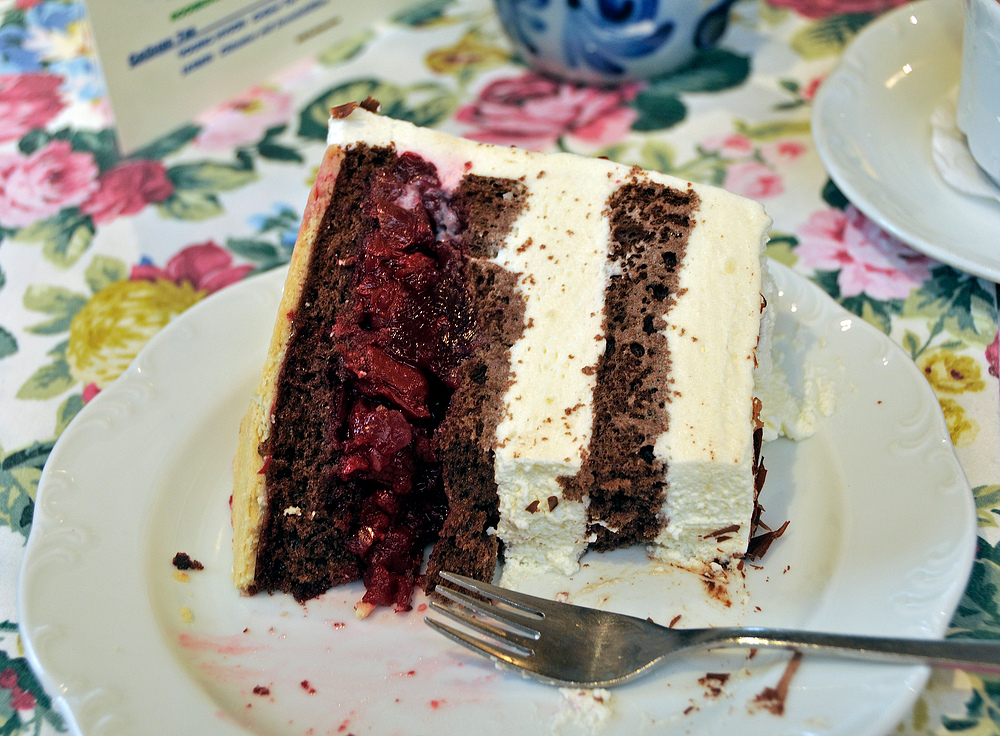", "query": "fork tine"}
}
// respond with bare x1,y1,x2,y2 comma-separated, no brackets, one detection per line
425,617,535,670
428,600,538,651
434,587,541,639
438,571,547,615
